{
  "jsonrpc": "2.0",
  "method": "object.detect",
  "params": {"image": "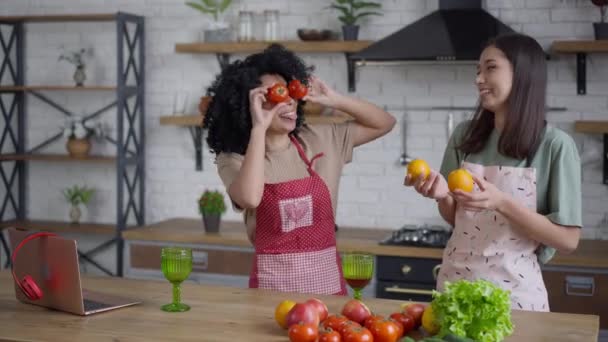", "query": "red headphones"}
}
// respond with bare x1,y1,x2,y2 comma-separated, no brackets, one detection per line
11,232,57,300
